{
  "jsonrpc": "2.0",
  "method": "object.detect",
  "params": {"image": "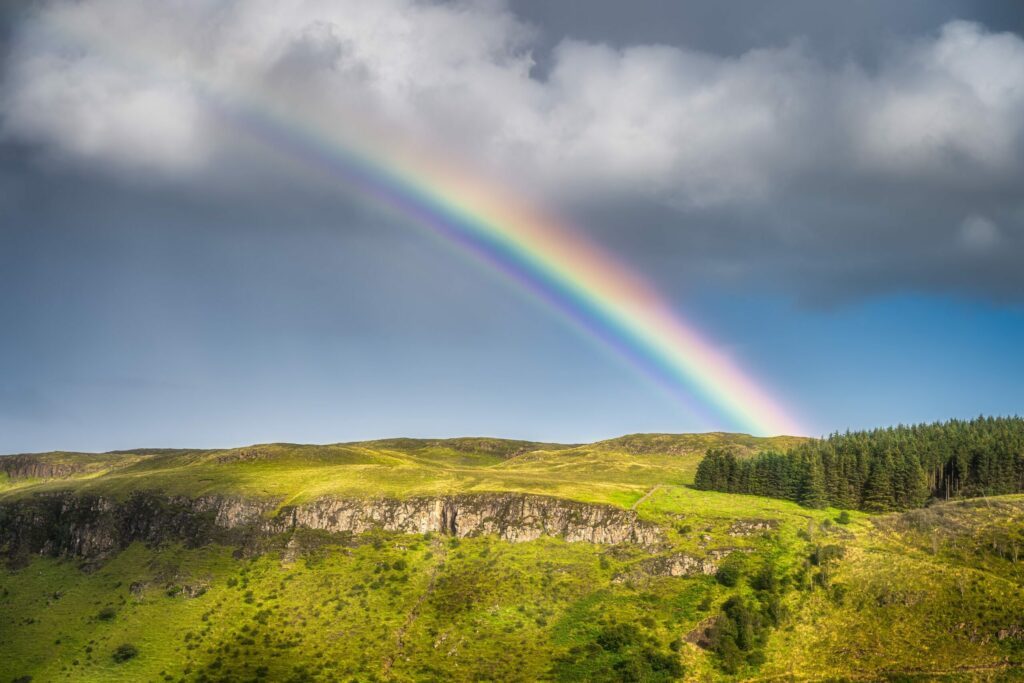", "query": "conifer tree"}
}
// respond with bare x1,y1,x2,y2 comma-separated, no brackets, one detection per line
799,454,828,509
